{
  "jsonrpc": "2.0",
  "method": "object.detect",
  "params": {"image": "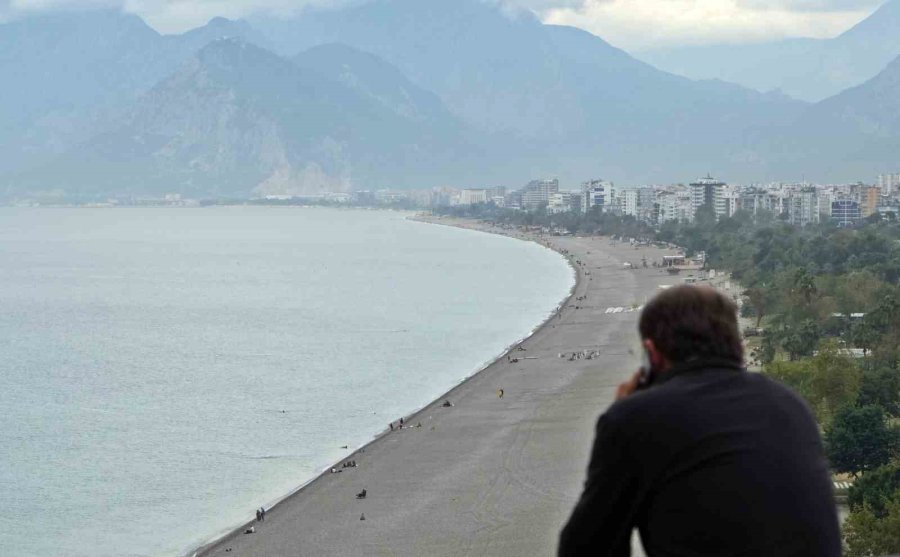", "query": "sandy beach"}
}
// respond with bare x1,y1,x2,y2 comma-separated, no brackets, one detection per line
194,217,681,557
